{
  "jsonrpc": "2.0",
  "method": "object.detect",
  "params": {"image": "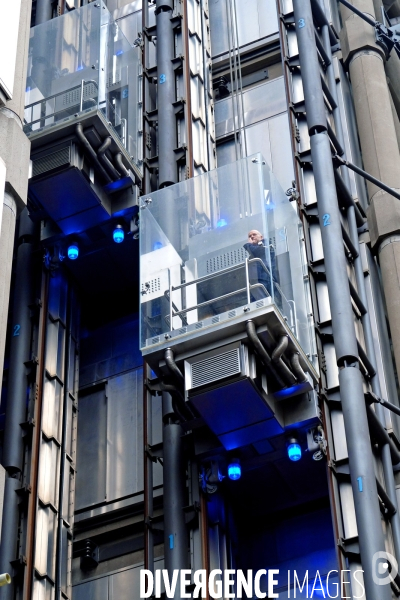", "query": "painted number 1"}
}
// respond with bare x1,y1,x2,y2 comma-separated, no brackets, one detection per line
357,476,363,492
